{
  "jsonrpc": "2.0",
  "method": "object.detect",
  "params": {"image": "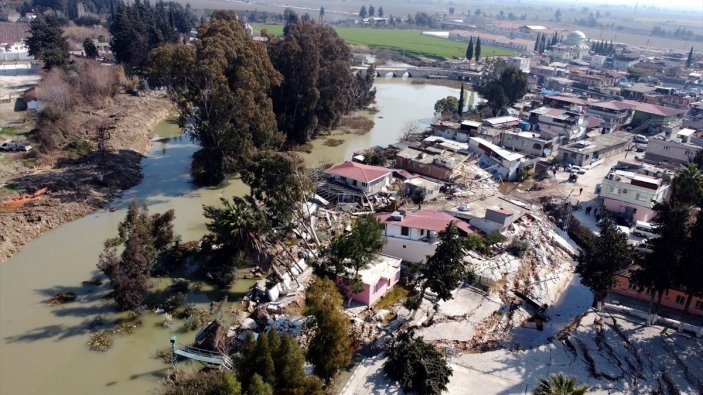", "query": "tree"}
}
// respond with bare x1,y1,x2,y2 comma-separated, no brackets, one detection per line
670,163,703,206
241,151,312,226
475,37,481,63
26,15,69,70
202,195,271,281
534,374,588,395
378,6,383,17
449,7,455,16
268,20,321,144
359,5,367,18
434,96,460,116
458,83,465,116
554,9,562,22
83,38,99,58
247,374,273,395
321,215,384,304
98,201,176,314
576,214,632,309
474,9,481,16
305,277,355,383
109,0,178,73
540,34,547,53
633,201,690,315
466,36,474,62
163,370,242,395
478,65,527,116
681,209,703,315
150,11,283,184
368,5,375,17
408,223,471,312
534,33,541,52
319,6,324,22
686,46,694,68
384,330,452,394
551,32,558,46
